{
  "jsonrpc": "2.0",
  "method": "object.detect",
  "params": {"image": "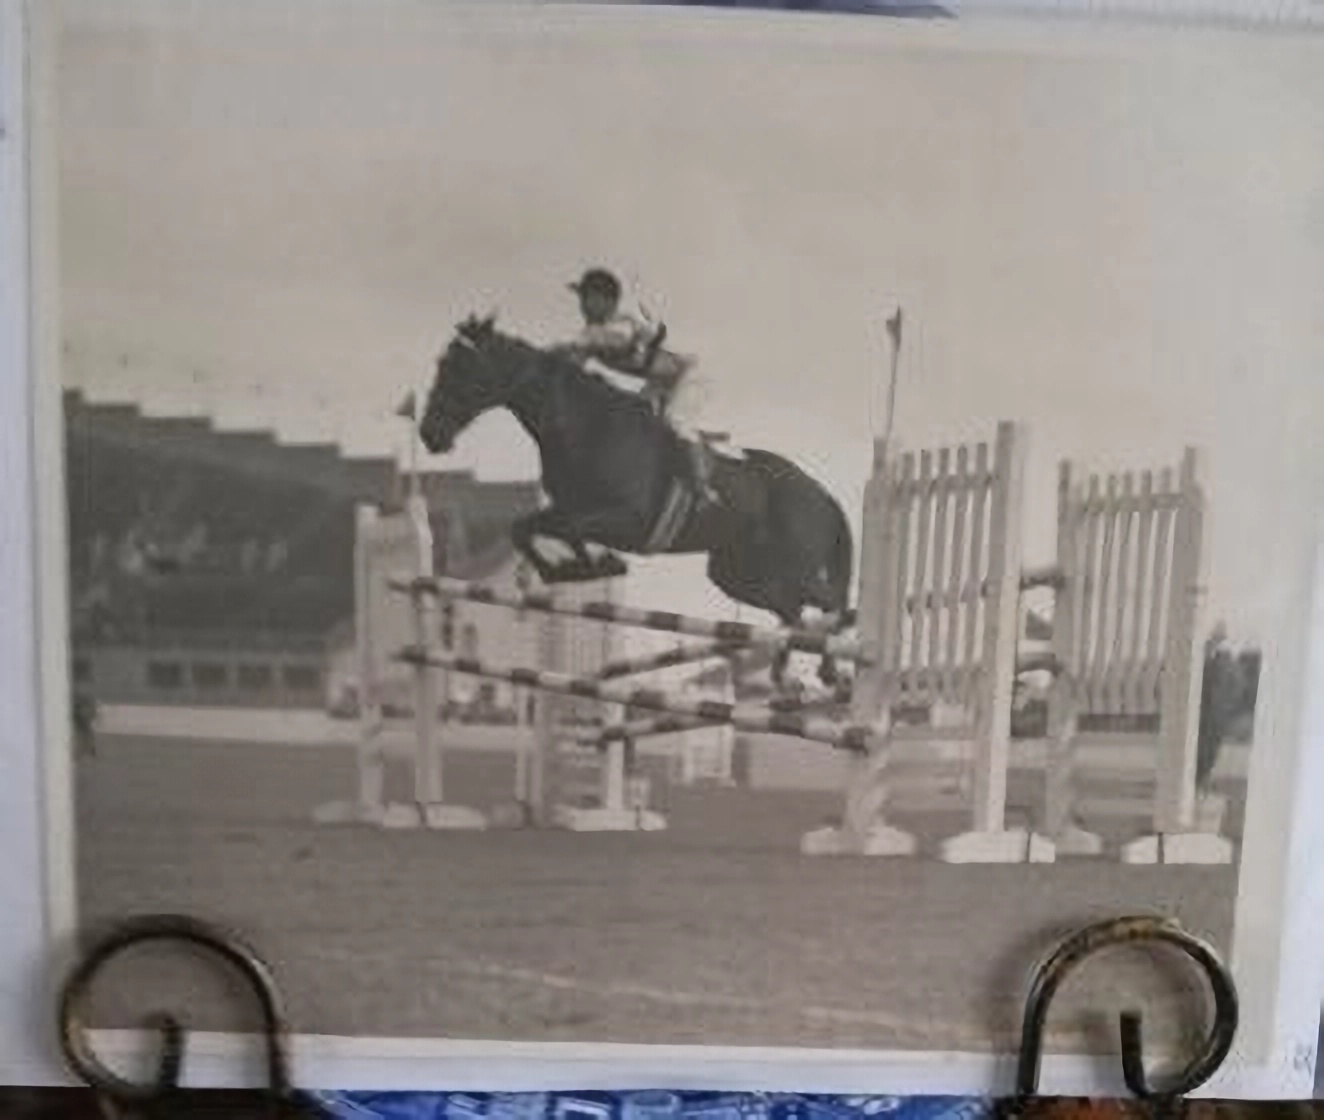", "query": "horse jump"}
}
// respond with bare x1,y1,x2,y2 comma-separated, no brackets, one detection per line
321,375,1231,861
800,422,1056,863
1038,448,1232,864
799,424,1231,864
